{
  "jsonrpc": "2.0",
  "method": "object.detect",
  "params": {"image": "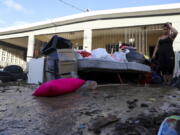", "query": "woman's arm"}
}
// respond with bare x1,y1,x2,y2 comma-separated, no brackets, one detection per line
152,38,159,58
168,23,178,40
